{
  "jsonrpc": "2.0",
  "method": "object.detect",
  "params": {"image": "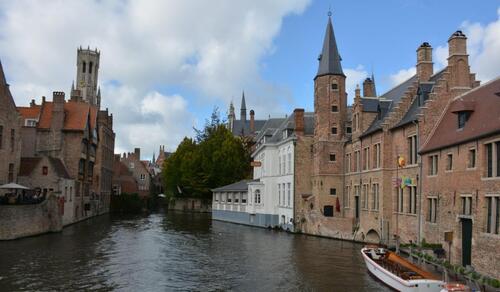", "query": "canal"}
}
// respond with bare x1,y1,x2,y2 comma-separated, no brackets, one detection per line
0,211,387,291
